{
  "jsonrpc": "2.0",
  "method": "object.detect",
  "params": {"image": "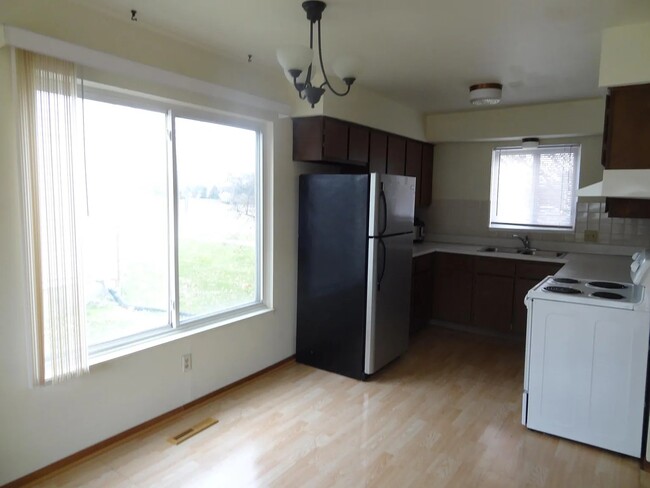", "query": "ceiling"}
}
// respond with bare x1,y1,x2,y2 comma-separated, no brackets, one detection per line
71,0,650,113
